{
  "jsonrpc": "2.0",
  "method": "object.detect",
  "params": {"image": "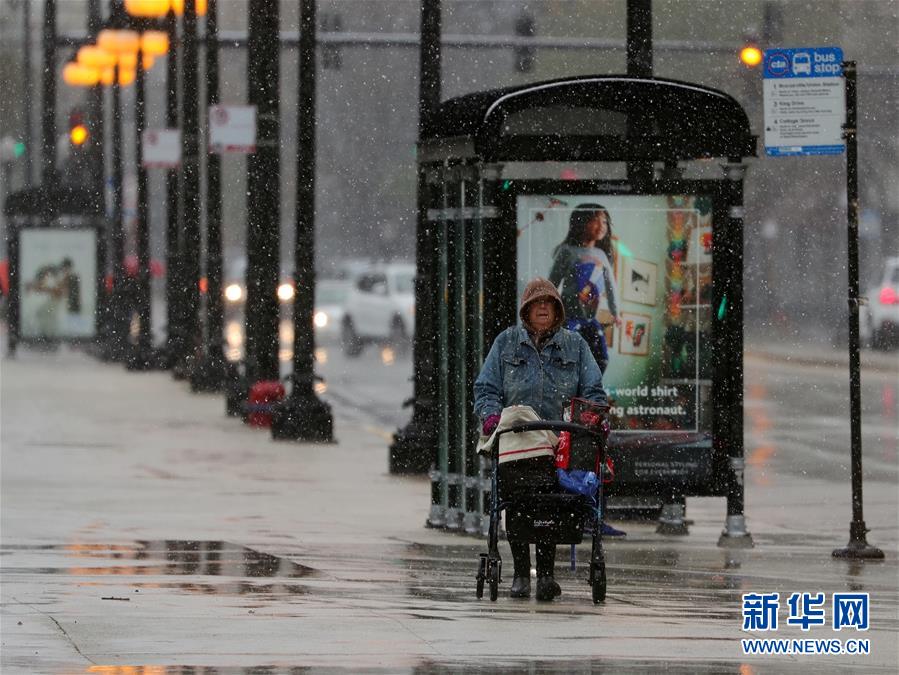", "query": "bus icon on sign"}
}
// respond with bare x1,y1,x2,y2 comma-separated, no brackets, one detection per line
792,52,812,75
